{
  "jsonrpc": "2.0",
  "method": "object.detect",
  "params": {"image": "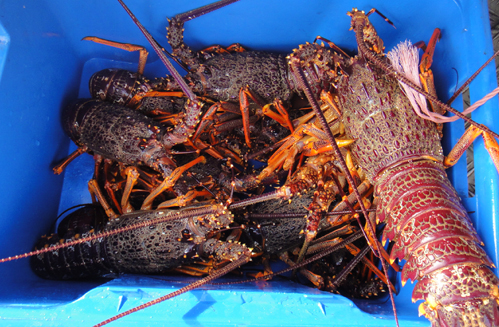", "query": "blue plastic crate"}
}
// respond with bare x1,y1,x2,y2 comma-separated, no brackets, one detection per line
0,0,497,326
